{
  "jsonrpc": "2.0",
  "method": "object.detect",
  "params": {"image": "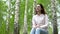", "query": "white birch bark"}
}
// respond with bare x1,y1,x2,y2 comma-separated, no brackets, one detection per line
51,0,58,34
23,0,28,34
6,0,11,34
33,0,37,16
14,0,20,34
